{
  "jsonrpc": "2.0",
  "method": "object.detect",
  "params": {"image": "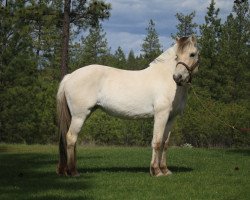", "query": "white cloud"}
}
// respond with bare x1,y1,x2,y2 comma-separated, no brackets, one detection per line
102,0,234,55
179,0,208,12
106,32,175,56
216,0,234,11
106,31,144,56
